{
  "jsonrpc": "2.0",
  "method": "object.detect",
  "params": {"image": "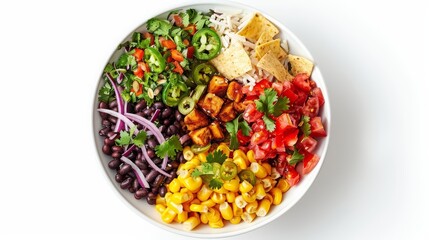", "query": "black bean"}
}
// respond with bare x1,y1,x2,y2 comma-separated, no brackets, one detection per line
171,161,179,169
142,108,153,117
111,146,123,153
153,175,165,188
120,178,132,189
109,100,118,109
142,169,150,176
102,119,111,127
108,159,121,169
115,173,124,183
128,186,136,193
173,121,181,129
102,145,111,155
135,100,147,112
127,151,136,160
162,119,171,125
107,131,118,139
119,164,132,175
153,158,162,165
111,151,121,159
111,107,118,112
135,159,148,170
145,169,159,183
159,186,167,197
99,127,110,136
164,164,173,172
147,139,157,149
161,108,172,119
99,102,108,109
146,197,156,205
146,149,155,158
151,187,159,195
135,112,144,118
104,137,115,146
153,102,164,109
132,179,140,190
135,188,148,199
159,125,167,133
165,171,177,184
134,188,145,199
136,152,142,161
99,112,108,119
108,116,117,124
167,125,178,136
175,110,183,121
137,124,143,130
